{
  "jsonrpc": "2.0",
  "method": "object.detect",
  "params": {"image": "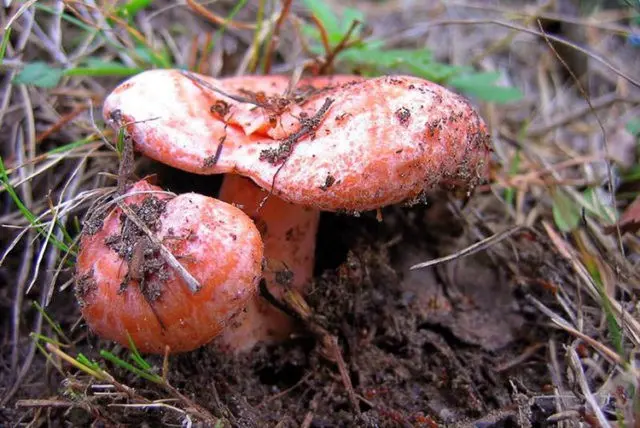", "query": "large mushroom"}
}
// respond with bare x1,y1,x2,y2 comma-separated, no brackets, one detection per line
102,69,491,352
